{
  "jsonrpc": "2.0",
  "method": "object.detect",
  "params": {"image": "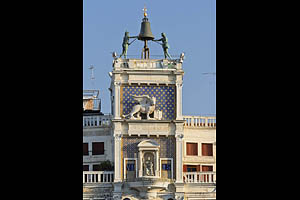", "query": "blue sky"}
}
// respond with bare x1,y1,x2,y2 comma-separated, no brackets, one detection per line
83,0,216,116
